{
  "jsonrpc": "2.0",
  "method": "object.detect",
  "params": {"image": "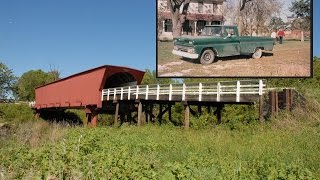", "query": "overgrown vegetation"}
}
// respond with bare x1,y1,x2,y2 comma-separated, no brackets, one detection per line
0,96,320,179
1,109,320,179
0,61,319,179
